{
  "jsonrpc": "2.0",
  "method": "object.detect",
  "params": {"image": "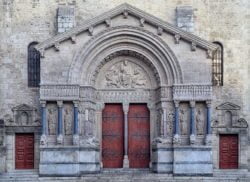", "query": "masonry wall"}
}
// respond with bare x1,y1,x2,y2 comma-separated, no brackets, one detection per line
0,0,249,171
